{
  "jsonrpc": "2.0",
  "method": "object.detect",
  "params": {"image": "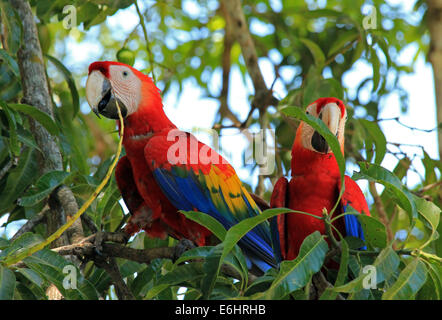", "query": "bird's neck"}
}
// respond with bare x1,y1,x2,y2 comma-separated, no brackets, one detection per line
118,91,176,142
291,143,341,178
